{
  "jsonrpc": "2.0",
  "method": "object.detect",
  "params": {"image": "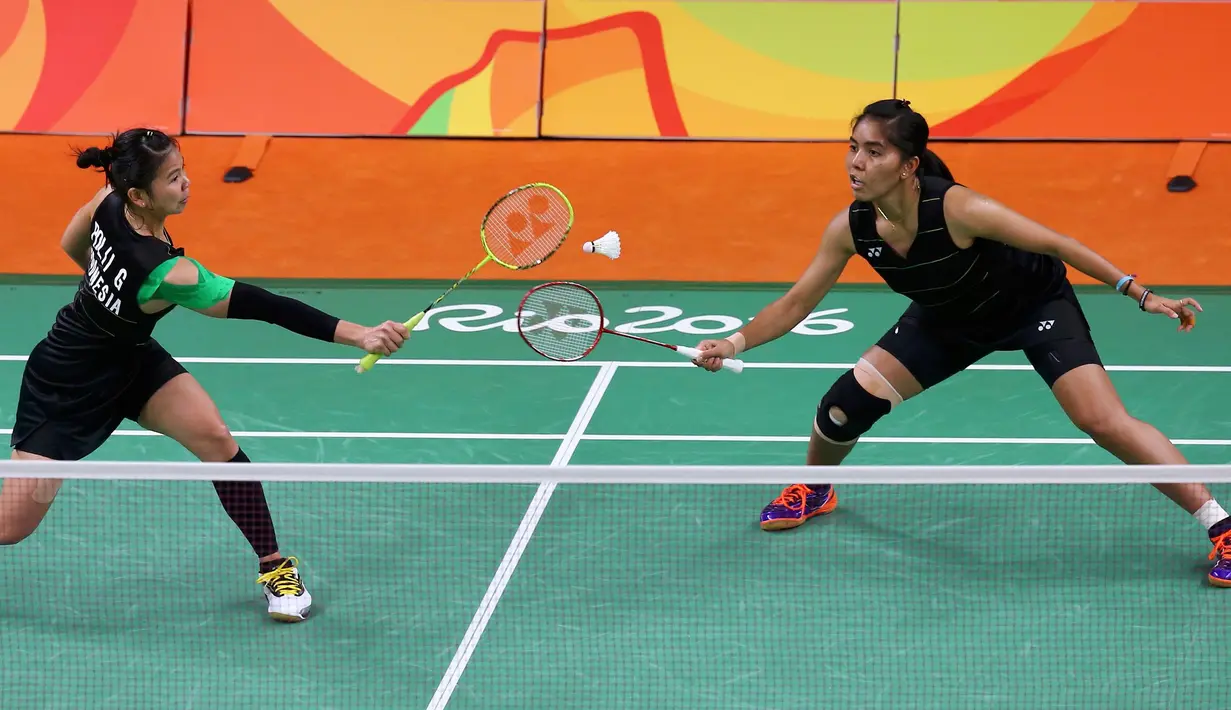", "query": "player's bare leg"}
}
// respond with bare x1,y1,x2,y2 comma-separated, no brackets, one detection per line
1051,363,1231,586
0,450,61,545
139,373,312,620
